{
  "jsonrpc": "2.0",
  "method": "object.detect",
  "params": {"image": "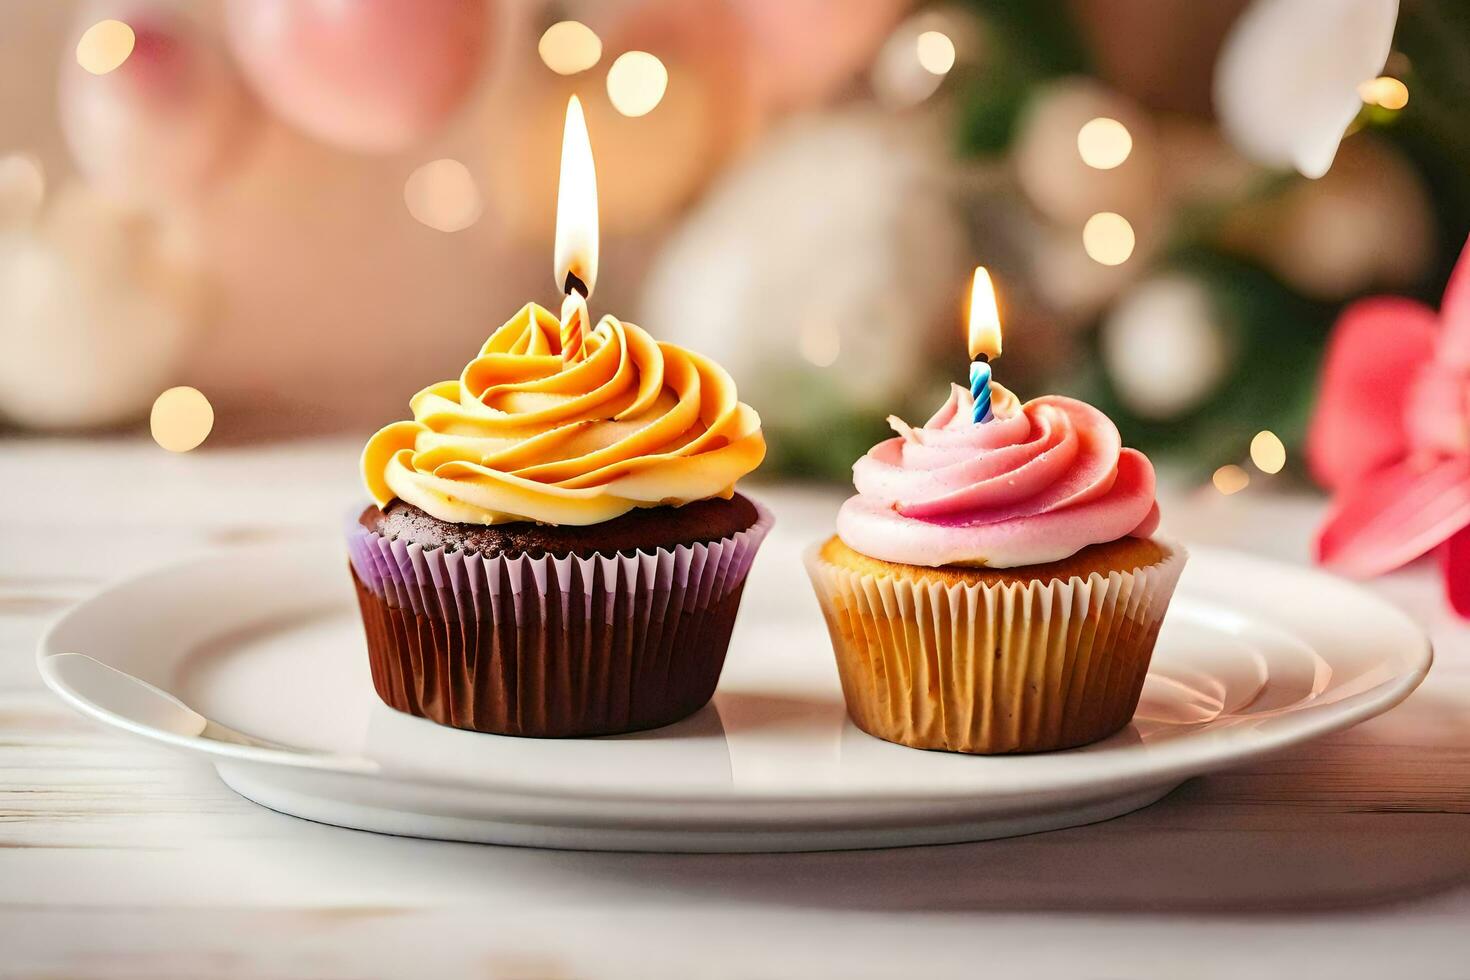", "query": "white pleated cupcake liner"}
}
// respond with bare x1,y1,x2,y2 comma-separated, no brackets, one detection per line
805,540,1186,754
